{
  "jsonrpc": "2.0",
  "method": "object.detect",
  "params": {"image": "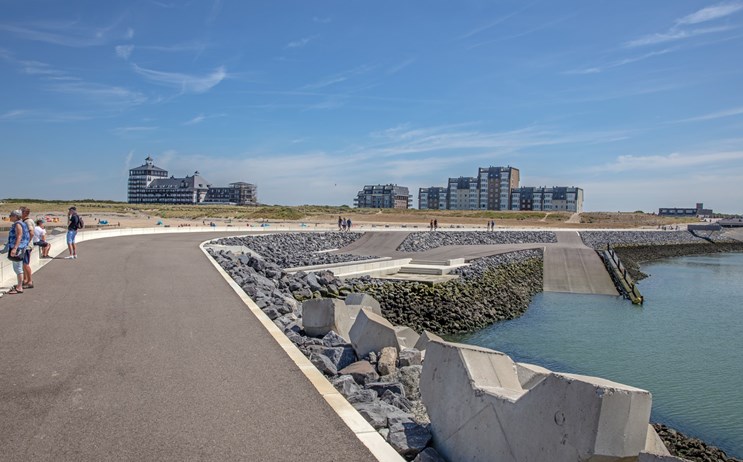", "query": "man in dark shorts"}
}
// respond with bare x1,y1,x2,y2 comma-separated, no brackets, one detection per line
65,206,81,259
